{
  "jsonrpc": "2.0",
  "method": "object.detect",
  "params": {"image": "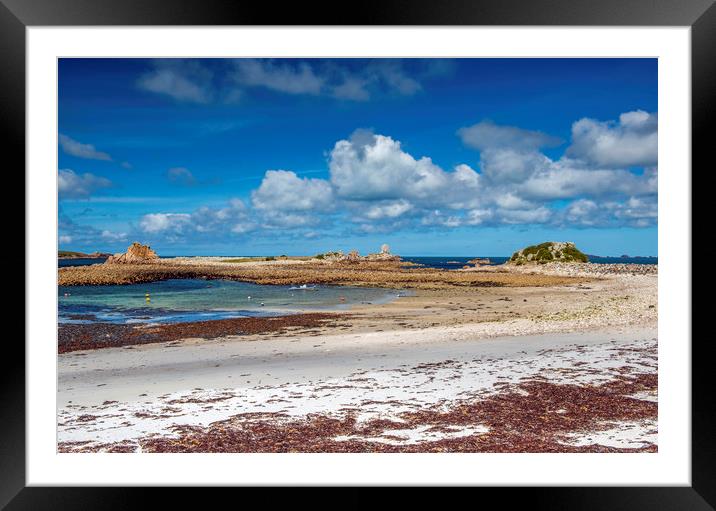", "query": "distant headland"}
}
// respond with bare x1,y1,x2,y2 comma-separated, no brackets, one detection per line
58,250,112,260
